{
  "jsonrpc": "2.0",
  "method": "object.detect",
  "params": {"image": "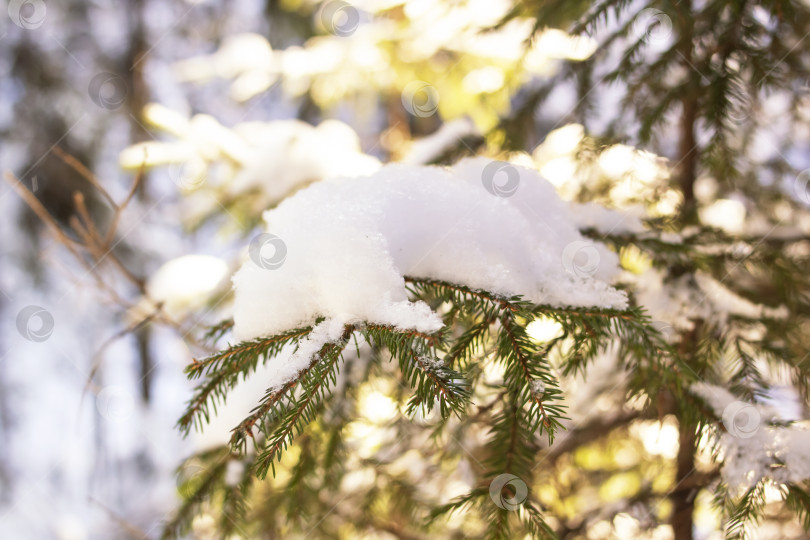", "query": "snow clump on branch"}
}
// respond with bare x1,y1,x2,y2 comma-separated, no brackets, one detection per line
232,157,629,344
